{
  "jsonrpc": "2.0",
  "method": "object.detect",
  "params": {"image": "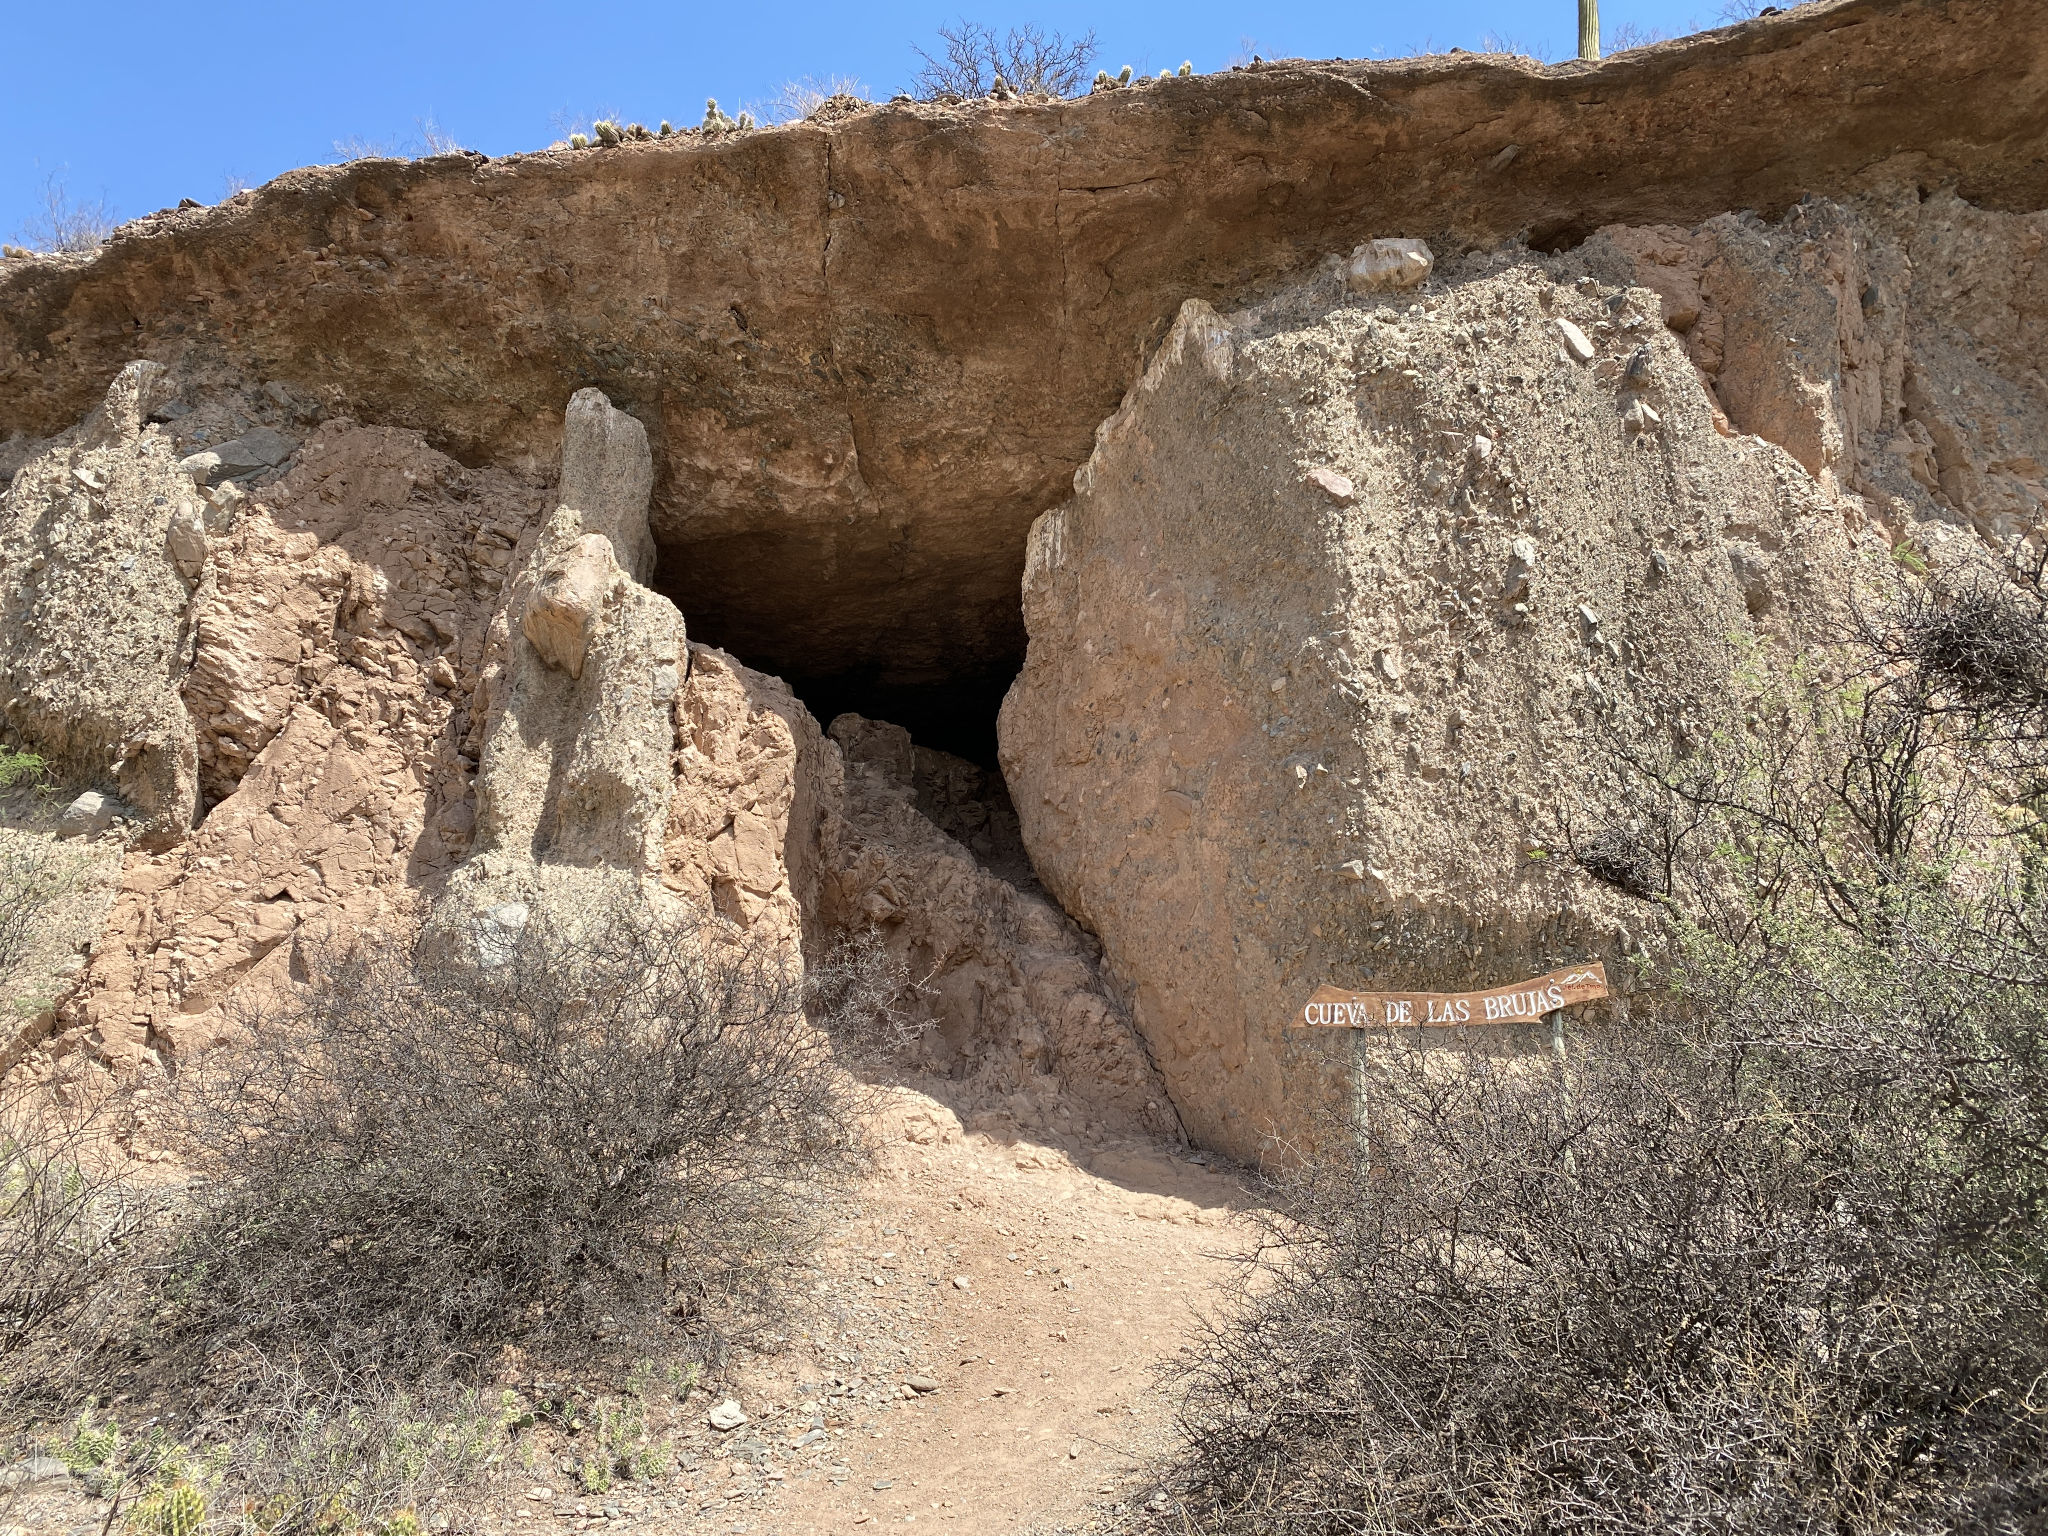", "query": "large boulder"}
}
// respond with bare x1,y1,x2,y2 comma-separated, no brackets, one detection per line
0,361,202,834
999,251,1879,1162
